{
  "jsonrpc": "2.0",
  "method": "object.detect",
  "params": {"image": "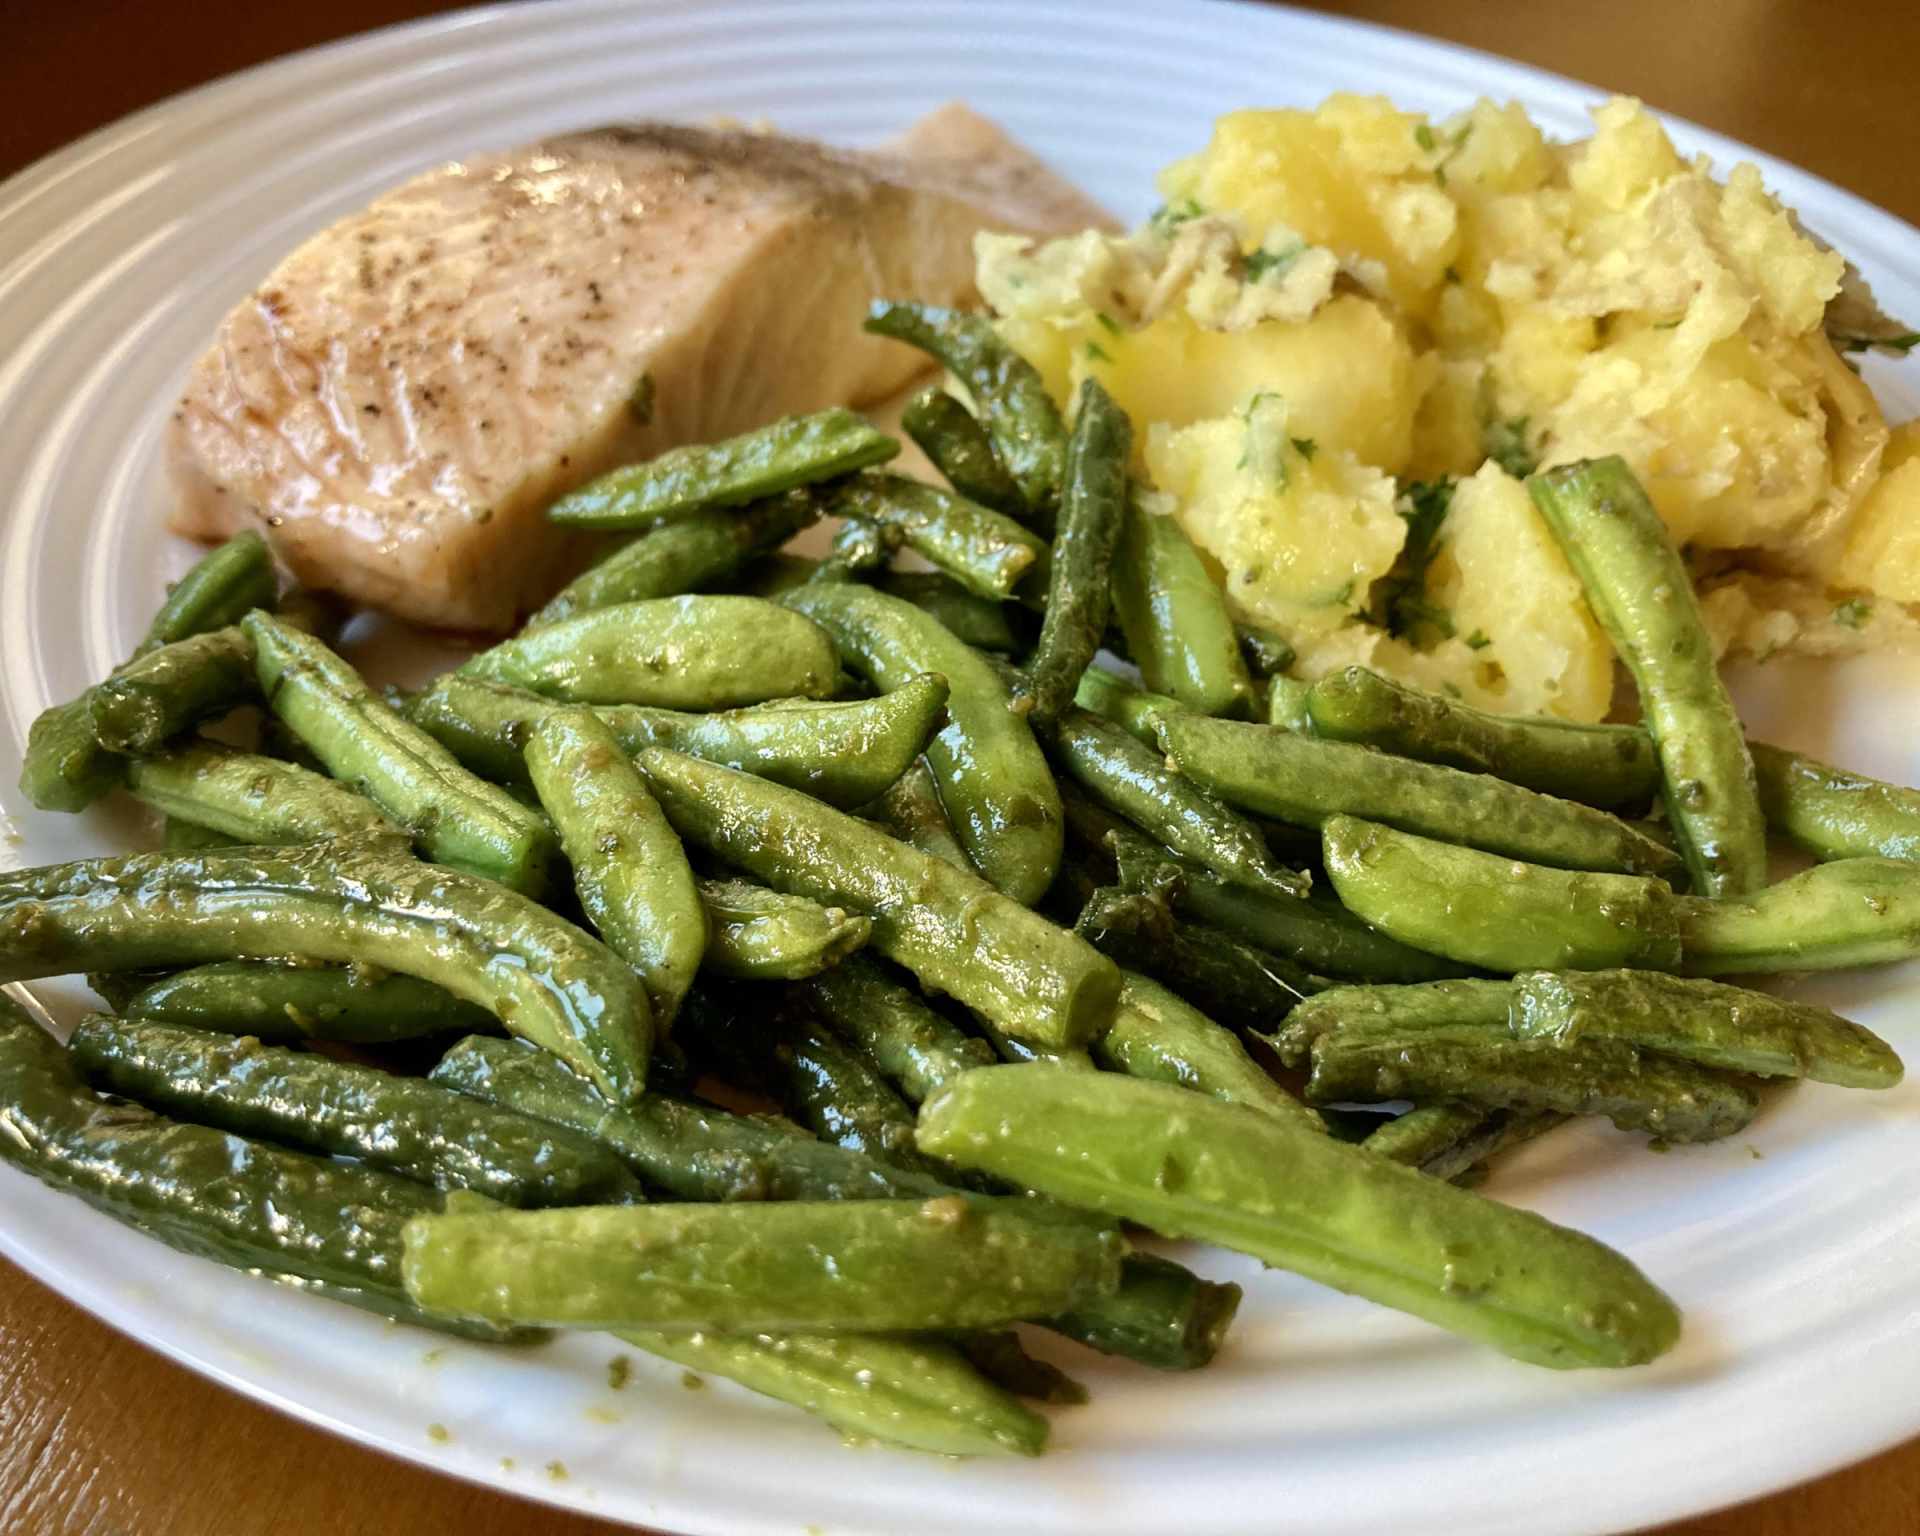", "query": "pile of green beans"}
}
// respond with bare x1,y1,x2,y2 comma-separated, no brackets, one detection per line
8,366,1916,1461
